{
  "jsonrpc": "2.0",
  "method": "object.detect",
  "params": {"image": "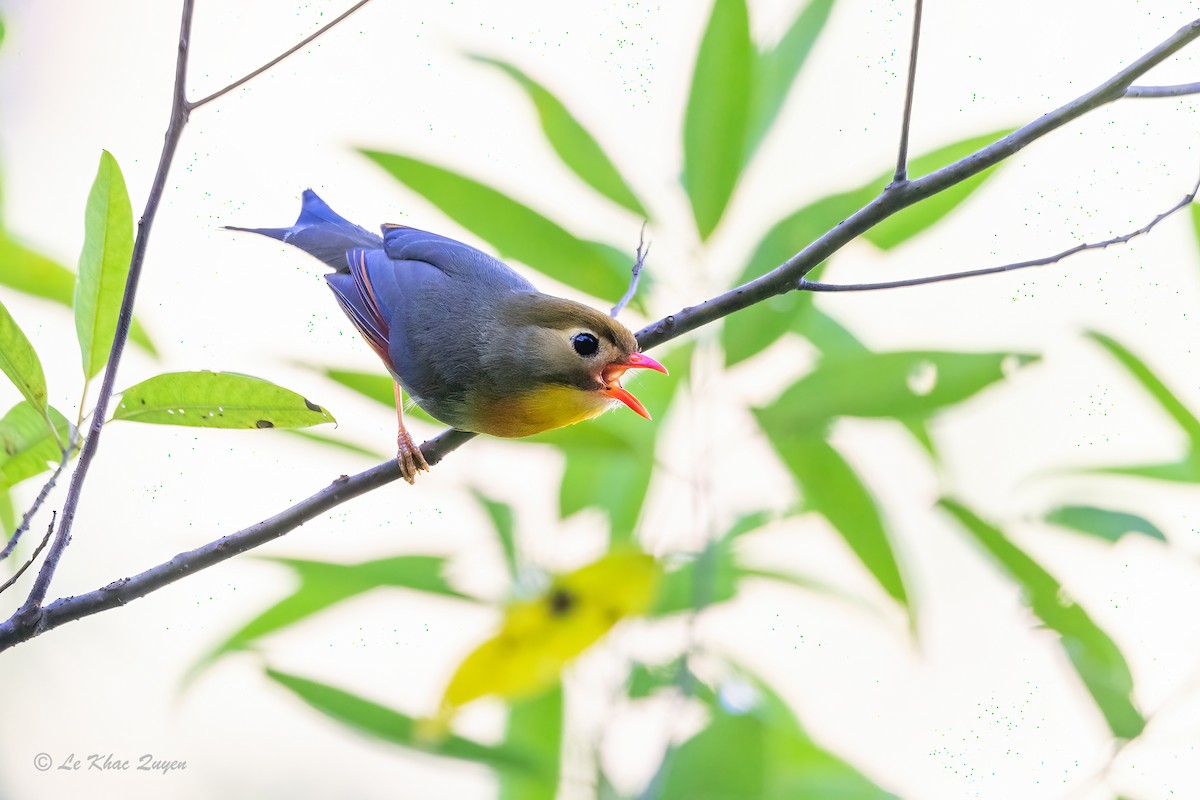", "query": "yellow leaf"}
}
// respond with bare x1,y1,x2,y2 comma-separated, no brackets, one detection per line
439,551,659,715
